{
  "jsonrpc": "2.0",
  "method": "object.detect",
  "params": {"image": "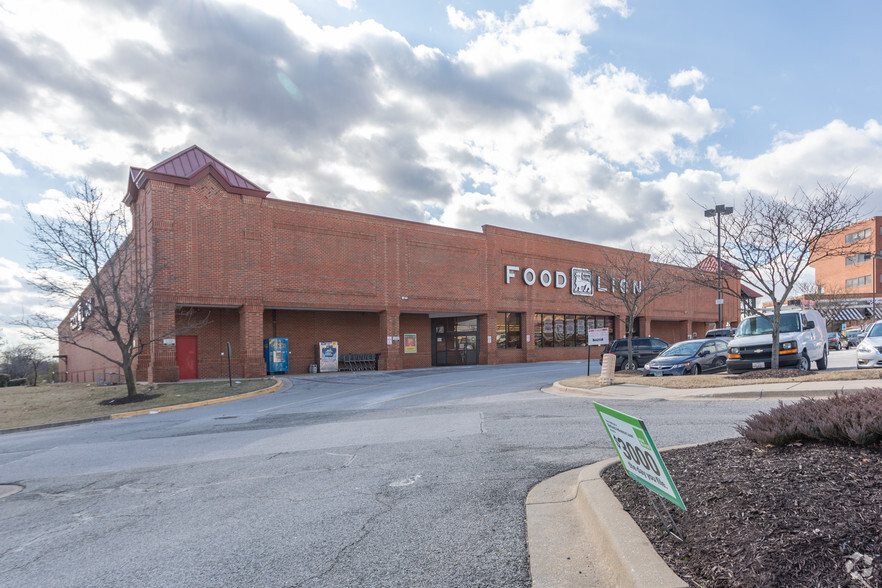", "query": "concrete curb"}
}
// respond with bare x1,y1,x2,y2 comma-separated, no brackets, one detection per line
548,380,879,400
0,416,111,436
527,456,687,588
0,379,284,435
110,378,284,419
